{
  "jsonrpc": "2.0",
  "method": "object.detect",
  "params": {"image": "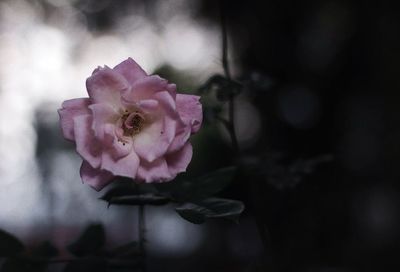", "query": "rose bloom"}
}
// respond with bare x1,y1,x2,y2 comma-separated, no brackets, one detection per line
58,58,202,190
